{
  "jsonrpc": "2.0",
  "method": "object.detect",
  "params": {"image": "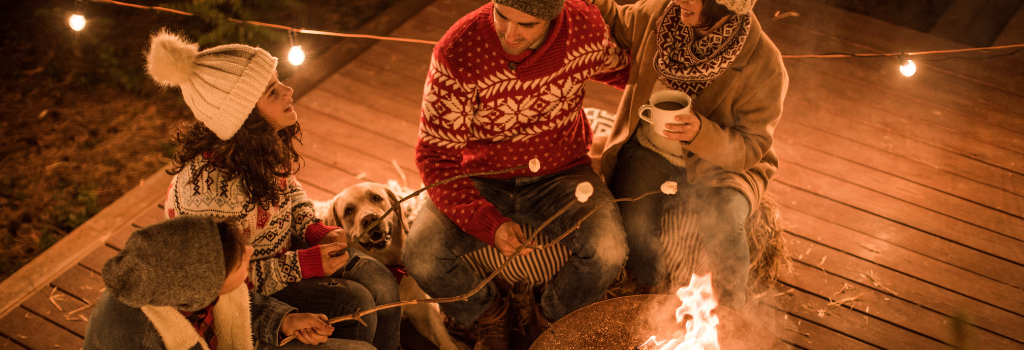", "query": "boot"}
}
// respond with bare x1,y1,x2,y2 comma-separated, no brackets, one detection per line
472,296,509,350
524,300,554,342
